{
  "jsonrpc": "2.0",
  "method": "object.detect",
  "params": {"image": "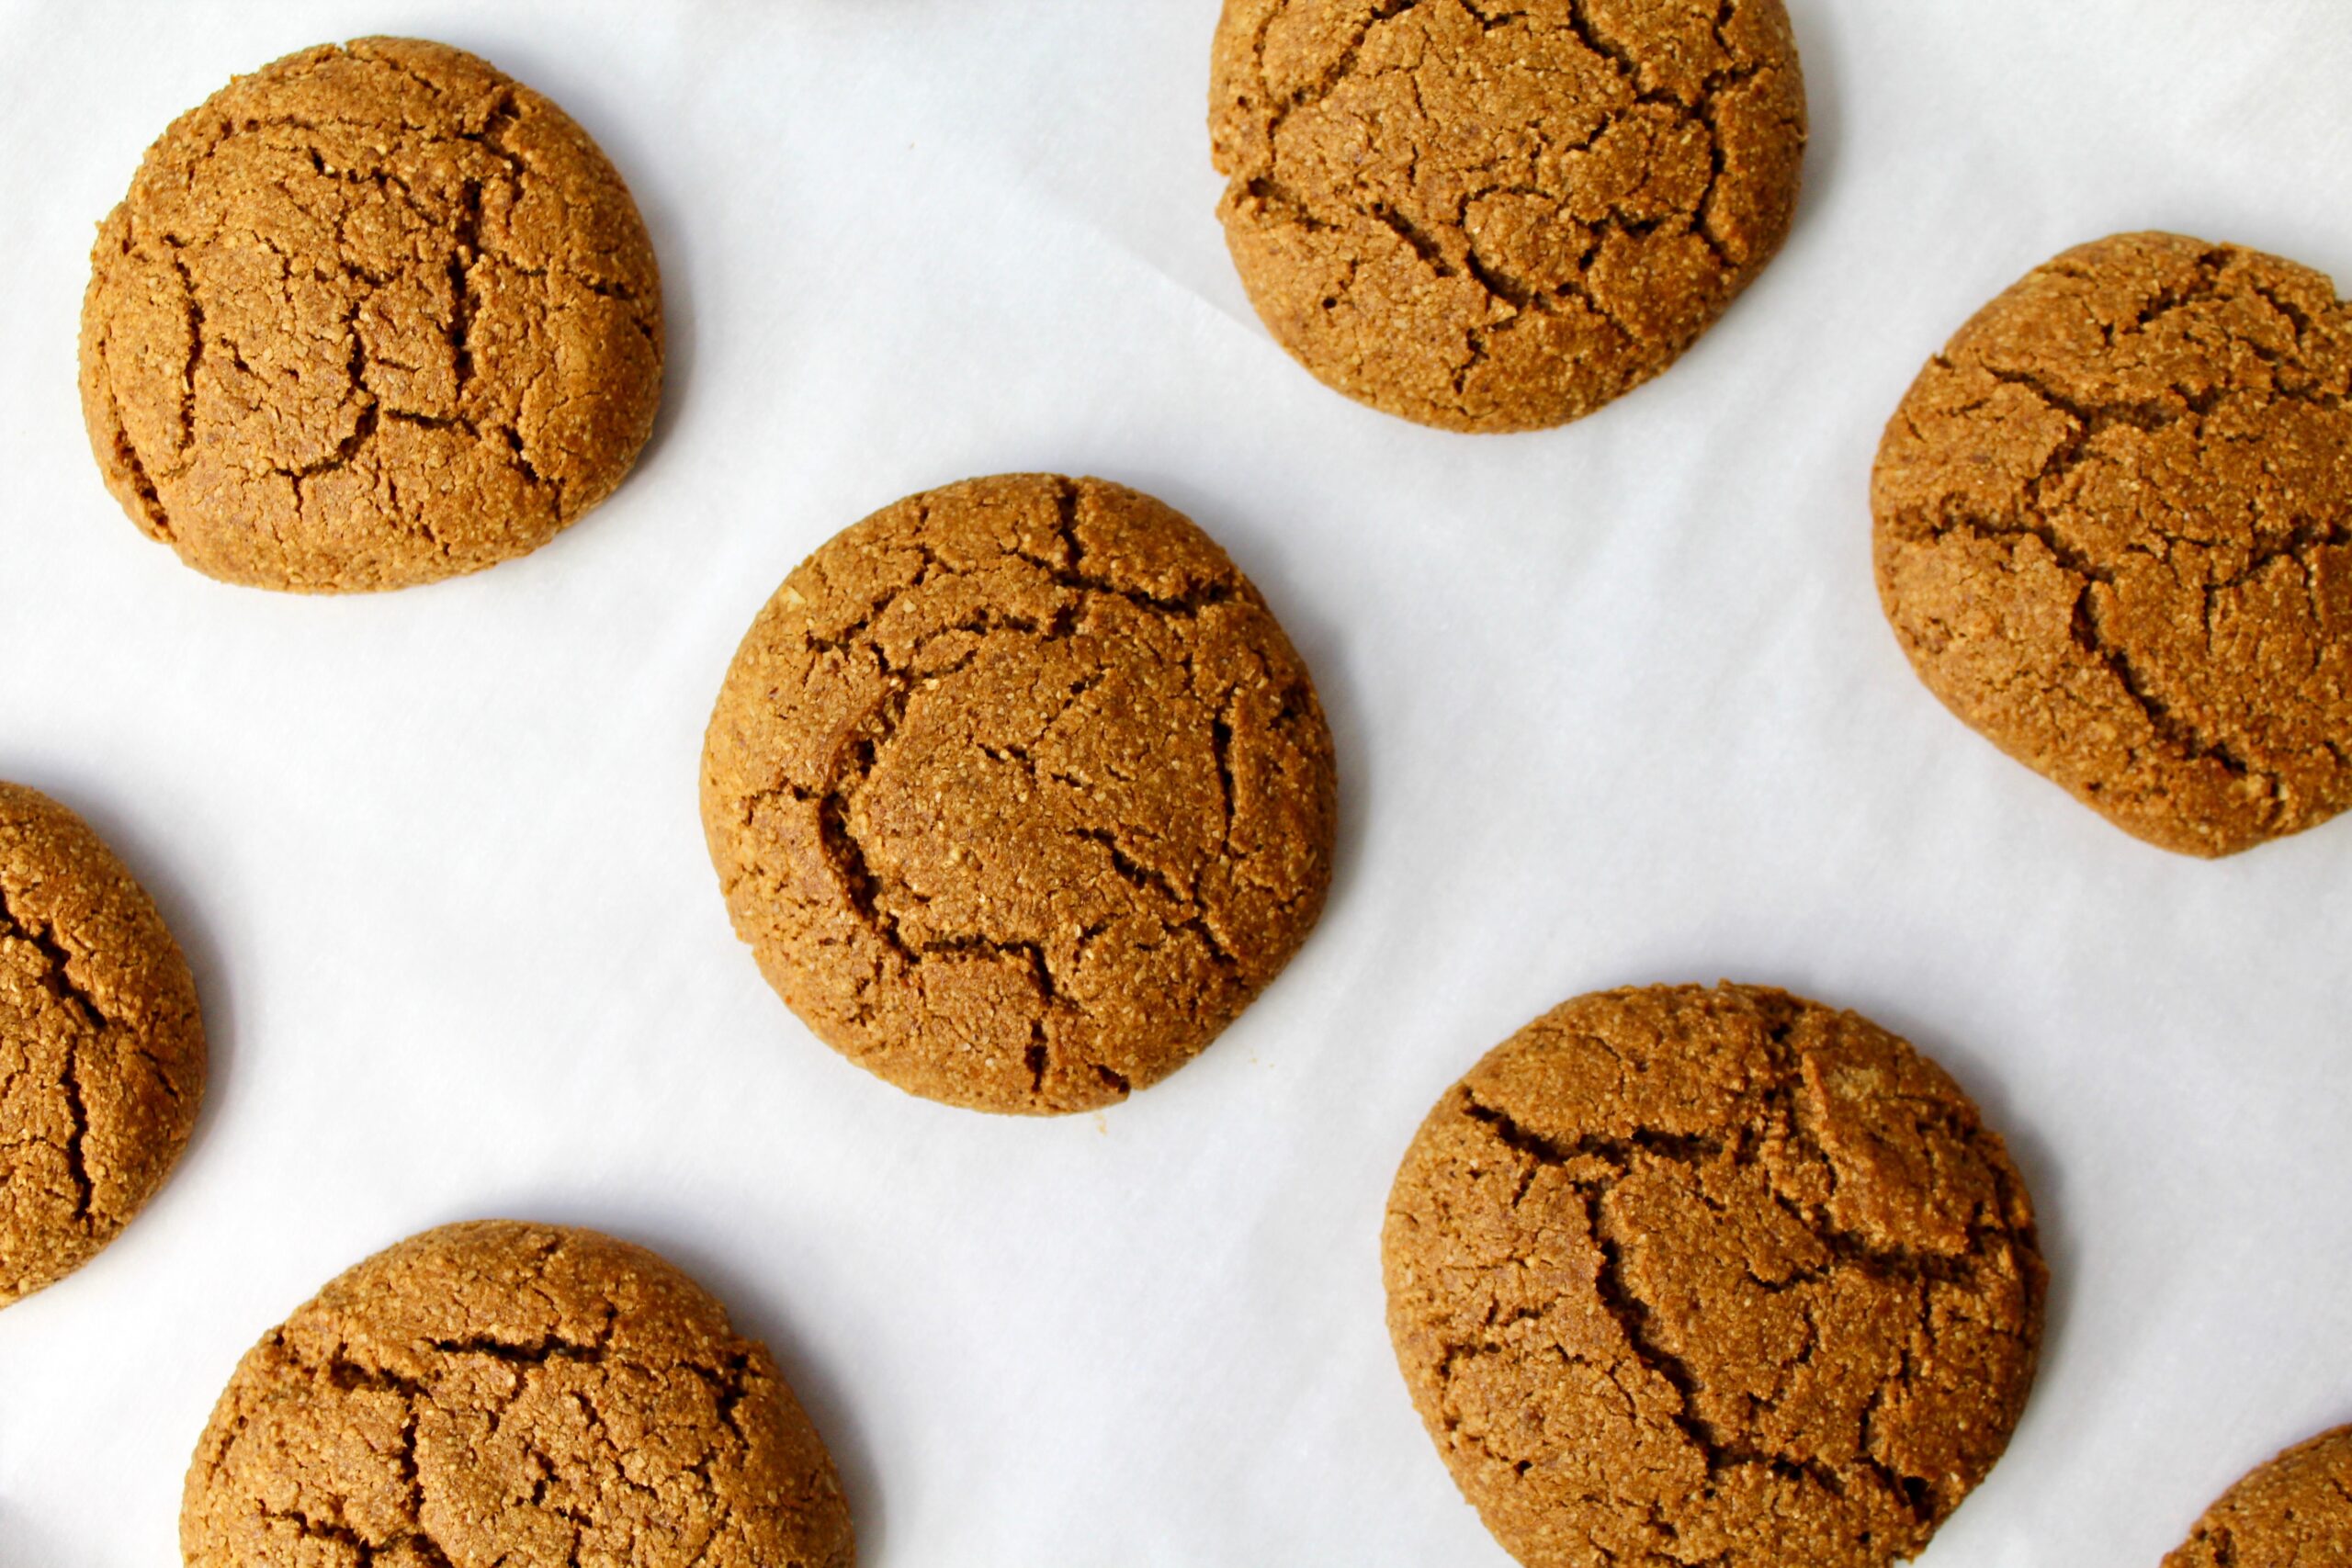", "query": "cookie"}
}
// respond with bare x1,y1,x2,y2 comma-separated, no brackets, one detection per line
79,37,662,592
1382,983,2044,1568
1,782,206,1307
2165,1426,2352,1567
181,1220,855,1568
1873,232,2352,857
1209,0,1807,433
701,474,1338,1115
